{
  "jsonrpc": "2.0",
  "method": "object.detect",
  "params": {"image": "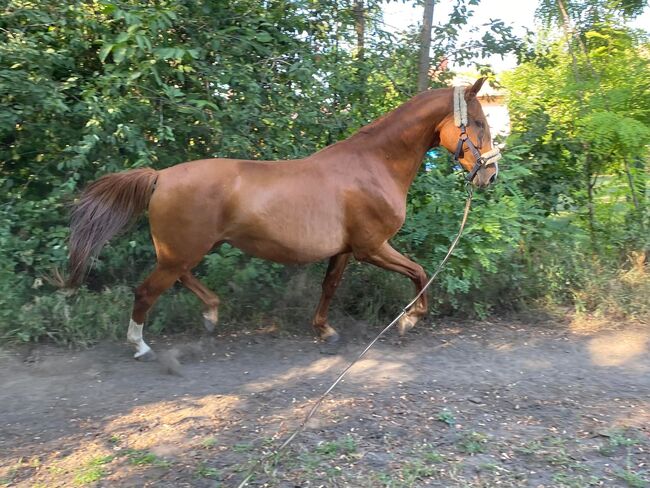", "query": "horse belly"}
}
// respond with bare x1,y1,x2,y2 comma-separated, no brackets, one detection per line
230,237,342,264
227,206,346,264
